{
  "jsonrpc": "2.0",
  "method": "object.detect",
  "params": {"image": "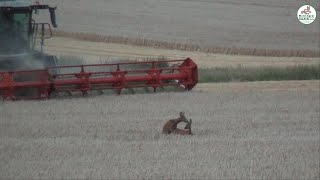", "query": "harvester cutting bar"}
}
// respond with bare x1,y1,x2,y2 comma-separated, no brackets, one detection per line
0,58,198,100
